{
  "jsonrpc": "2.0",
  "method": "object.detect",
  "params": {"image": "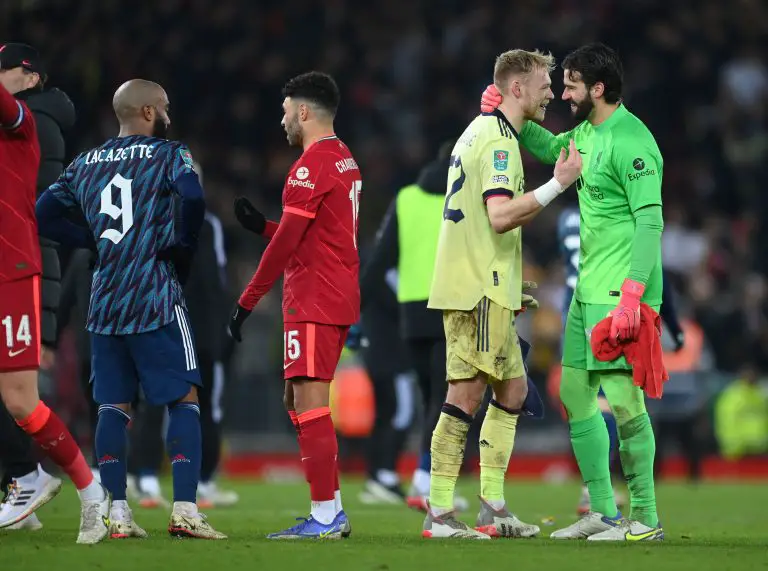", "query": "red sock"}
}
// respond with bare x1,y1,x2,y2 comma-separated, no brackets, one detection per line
17,401,94,490
297,407,337,503
289,409,310,483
